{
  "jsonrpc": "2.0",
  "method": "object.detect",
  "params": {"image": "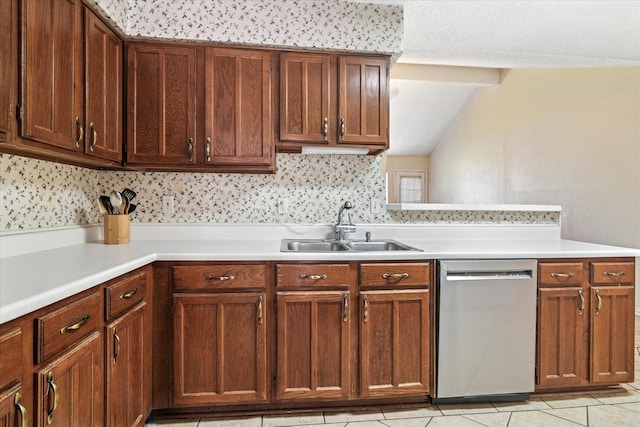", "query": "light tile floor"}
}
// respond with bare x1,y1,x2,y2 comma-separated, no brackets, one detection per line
147,317,640,427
